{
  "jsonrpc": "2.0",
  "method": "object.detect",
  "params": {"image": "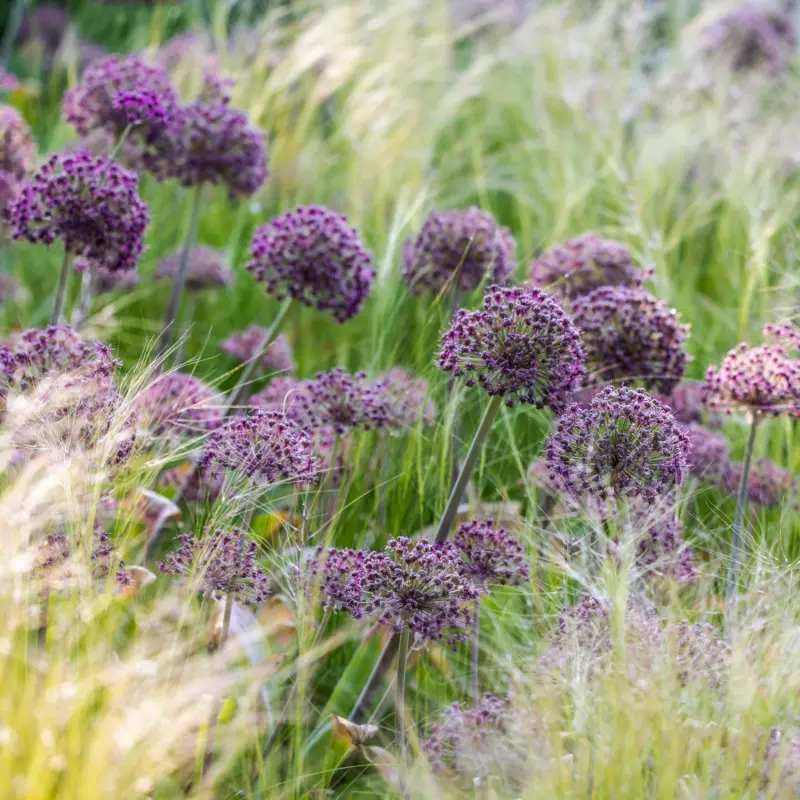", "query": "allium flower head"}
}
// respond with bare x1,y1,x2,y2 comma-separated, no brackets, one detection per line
0,69,17,93
571,286,689,394
197,409,319,486
359,537,477,642
220,326,294,374
137,372,222,437
684,423,729,479
250,376,303,414
454,520,529,590
529,233,645,300
111,89,169,127
158,528,271,607
34,529,130,588
437,284,585,410
1,104,35,180
402,207,515,294
17,5,70,58
656,381,710,426
705,322,800,418
545,386,690,505
378,367,436,428
155,246,233,290
720,459,798,508
246,205,374,322
8,151,149,272
89,264,140,294
306,547,369,617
